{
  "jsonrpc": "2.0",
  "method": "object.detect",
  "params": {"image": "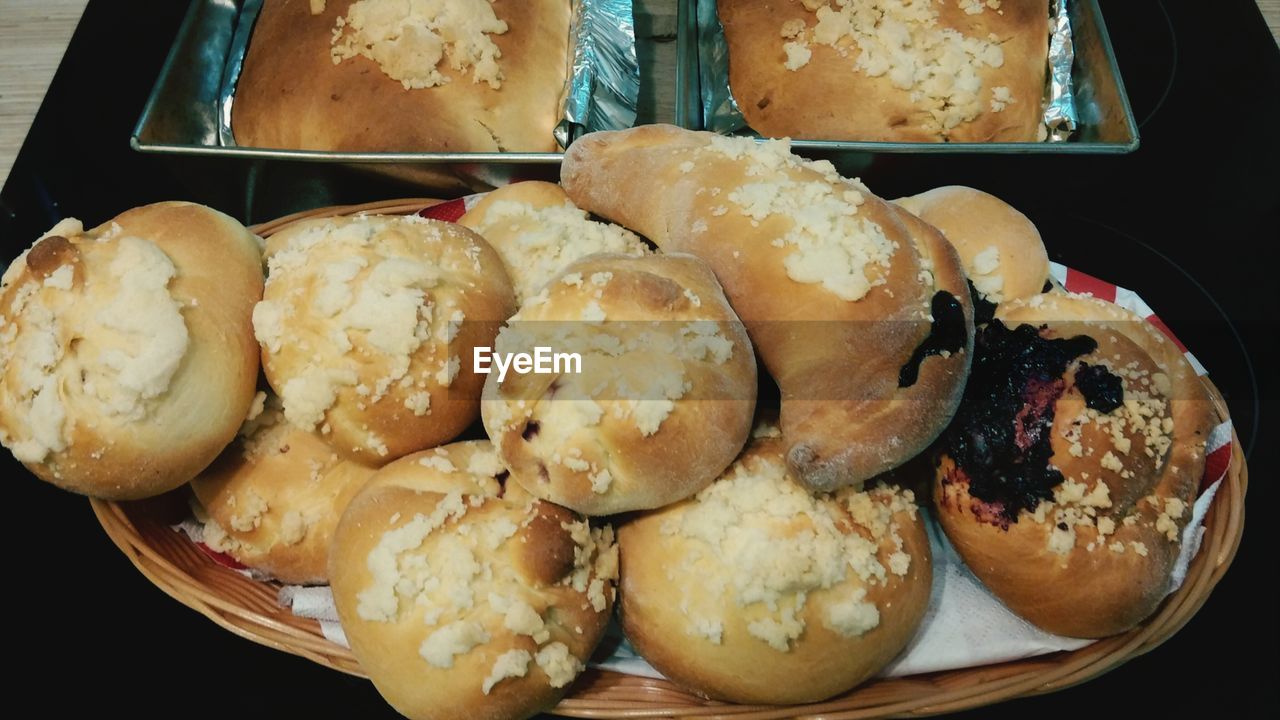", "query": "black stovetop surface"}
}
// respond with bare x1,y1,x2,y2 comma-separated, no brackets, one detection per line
1,1,1276,716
